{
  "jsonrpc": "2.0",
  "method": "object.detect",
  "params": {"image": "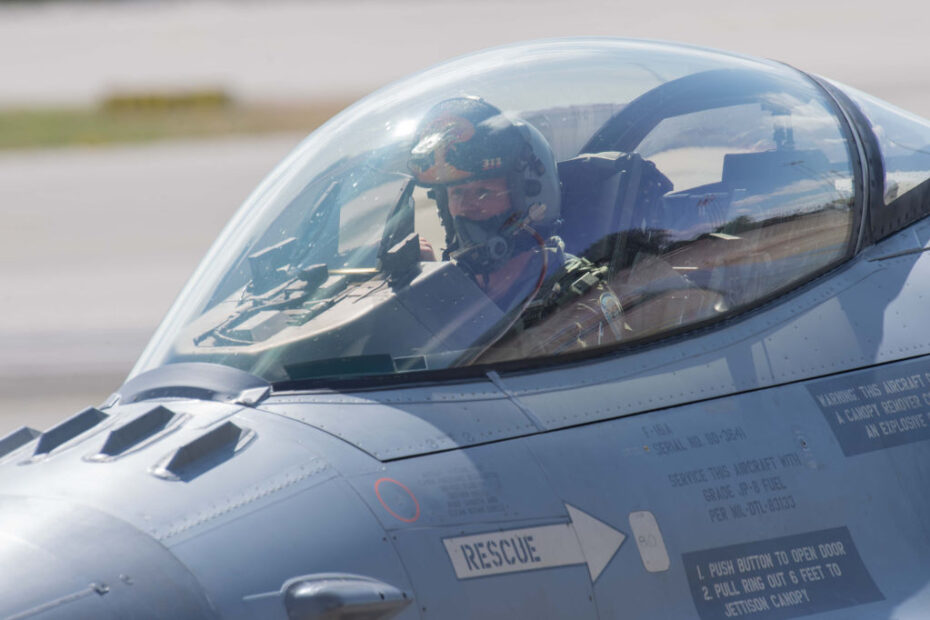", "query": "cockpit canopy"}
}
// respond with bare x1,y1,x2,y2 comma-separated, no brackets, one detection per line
133,38,923,385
